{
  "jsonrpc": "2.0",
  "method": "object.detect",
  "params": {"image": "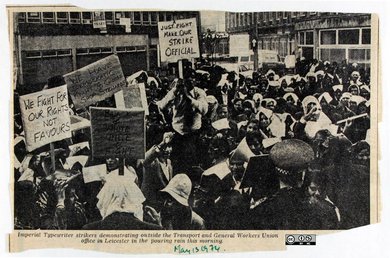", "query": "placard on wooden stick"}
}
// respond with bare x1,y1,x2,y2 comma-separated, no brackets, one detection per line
90,107,145,159
18,85,71,152
157,18,200,63
64,55,126,109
